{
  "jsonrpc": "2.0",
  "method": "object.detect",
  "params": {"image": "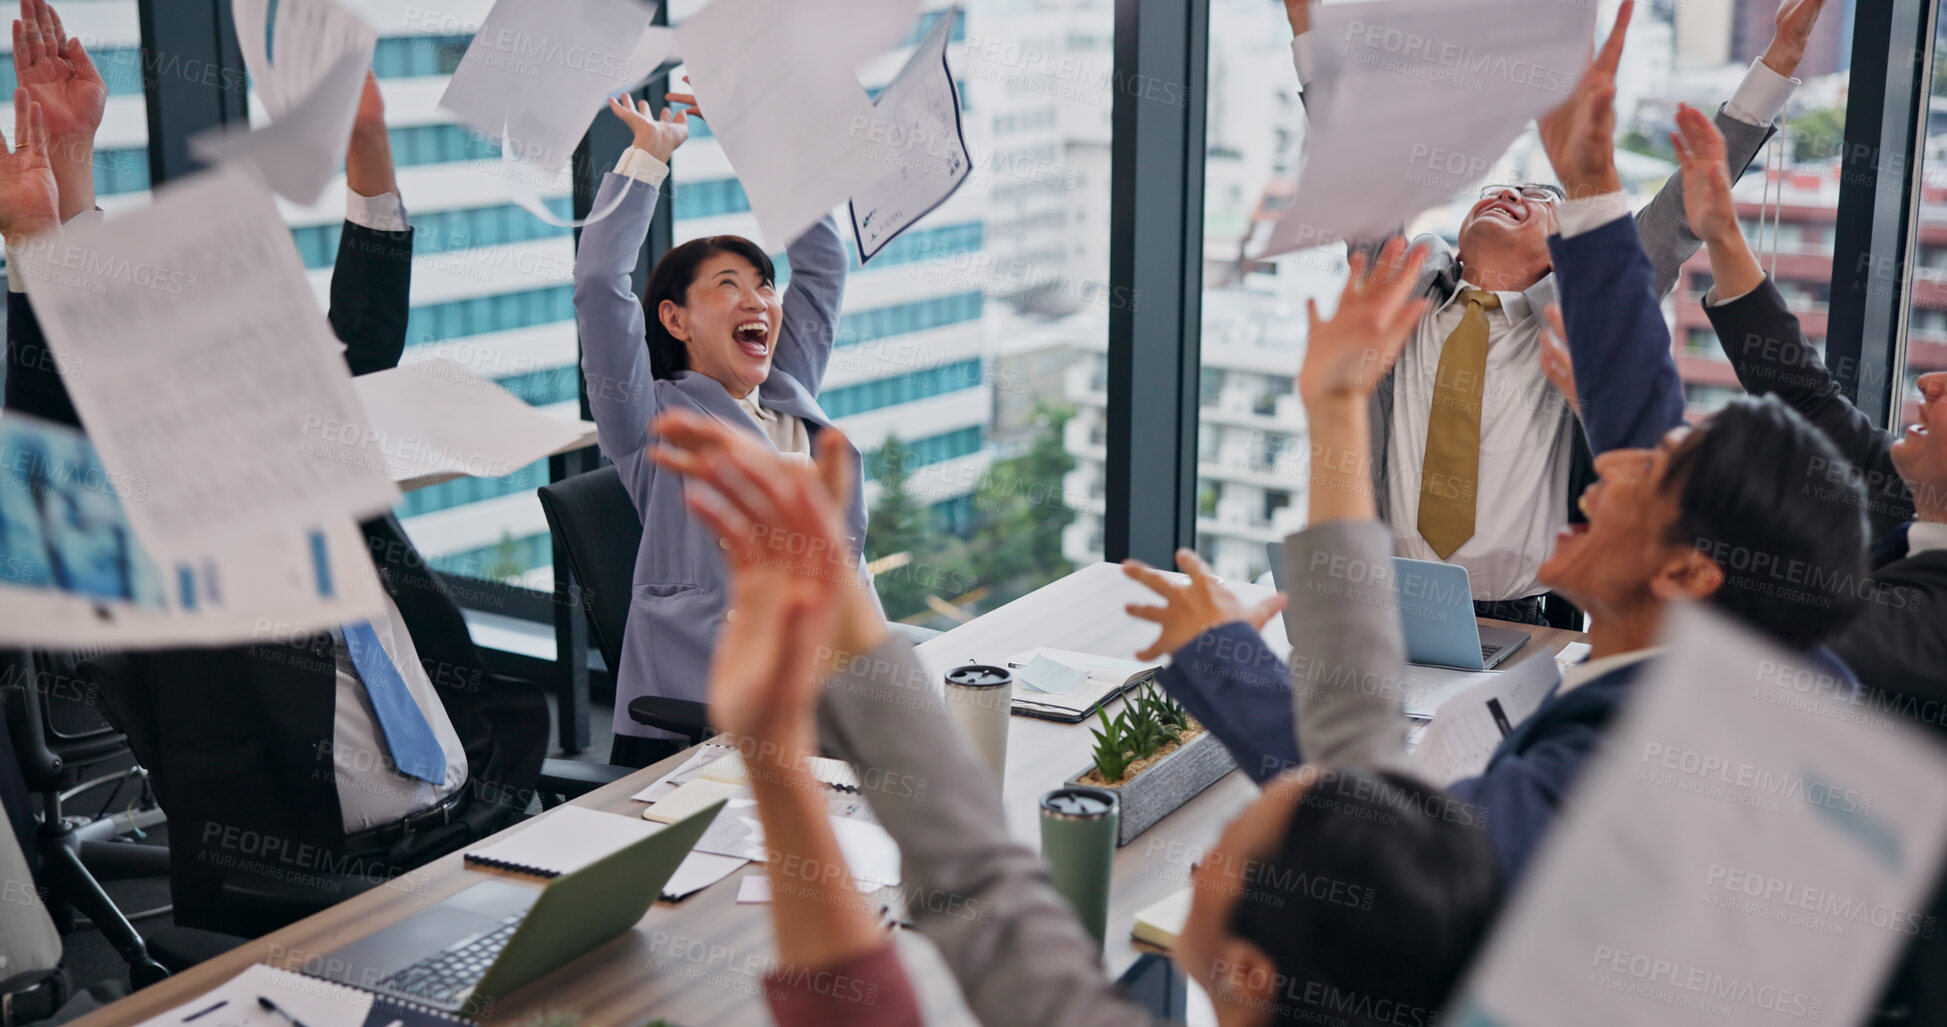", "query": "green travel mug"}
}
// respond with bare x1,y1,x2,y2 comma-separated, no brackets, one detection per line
1040,786,1119,951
